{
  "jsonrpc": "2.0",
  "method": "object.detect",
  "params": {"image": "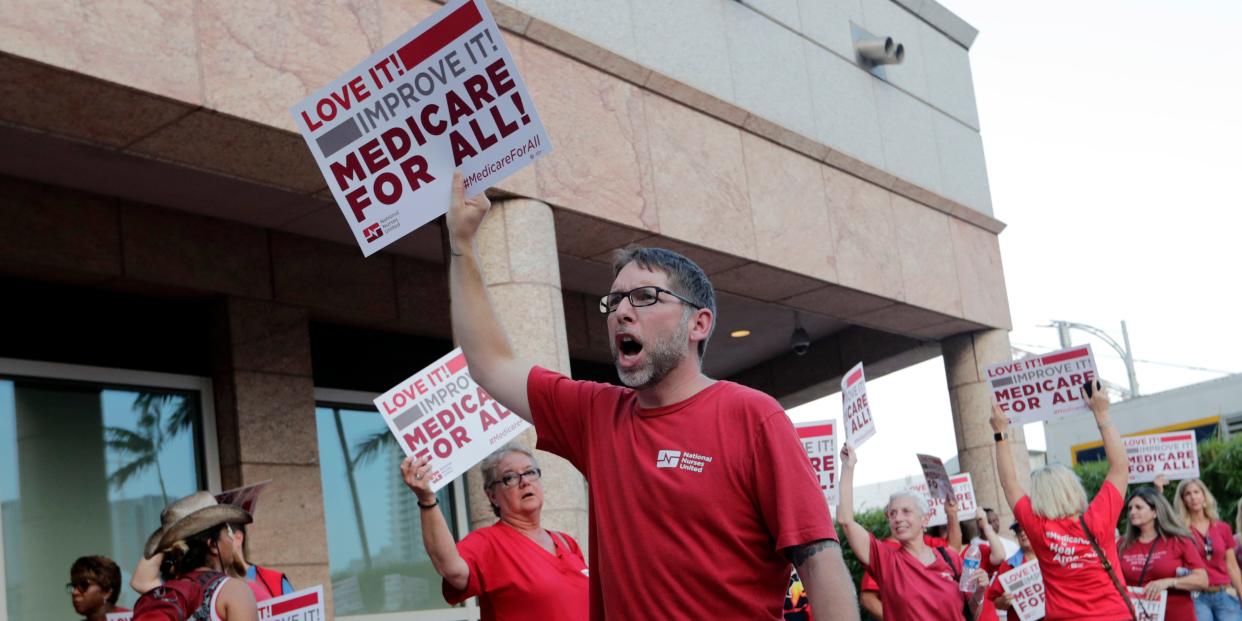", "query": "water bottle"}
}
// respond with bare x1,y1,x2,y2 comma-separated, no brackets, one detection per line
960,543,981,591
